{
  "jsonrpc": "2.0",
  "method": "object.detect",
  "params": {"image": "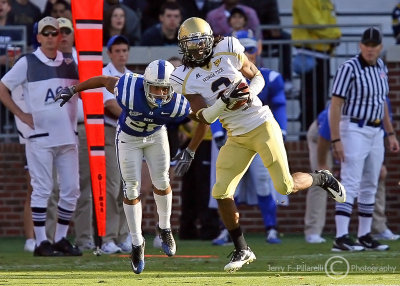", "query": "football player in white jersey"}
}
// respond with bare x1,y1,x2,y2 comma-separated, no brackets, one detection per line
55,59,207,274
170,17,347,273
